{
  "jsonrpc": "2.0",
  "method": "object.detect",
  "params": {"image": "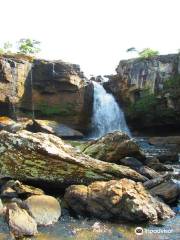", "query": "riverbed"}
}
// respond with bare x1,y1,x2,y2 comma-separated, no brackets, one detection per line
0,204,180,240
